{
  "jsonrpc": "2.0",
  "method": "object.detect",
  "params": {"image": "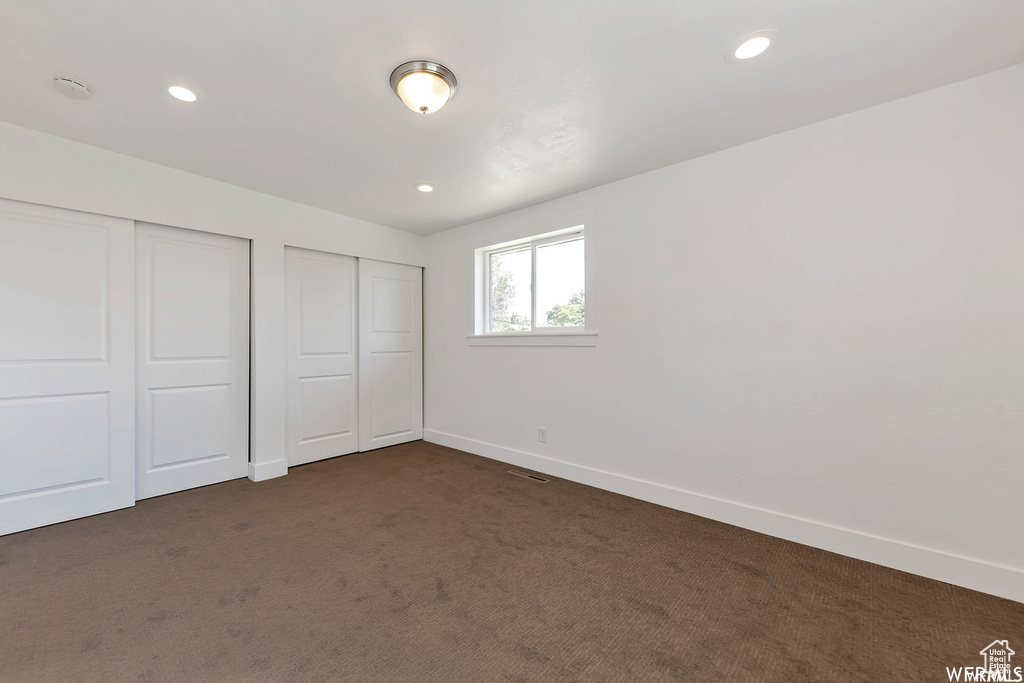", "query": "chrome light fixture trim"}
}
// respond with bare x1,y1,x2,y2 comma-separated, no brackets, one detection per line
389,60,458,114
